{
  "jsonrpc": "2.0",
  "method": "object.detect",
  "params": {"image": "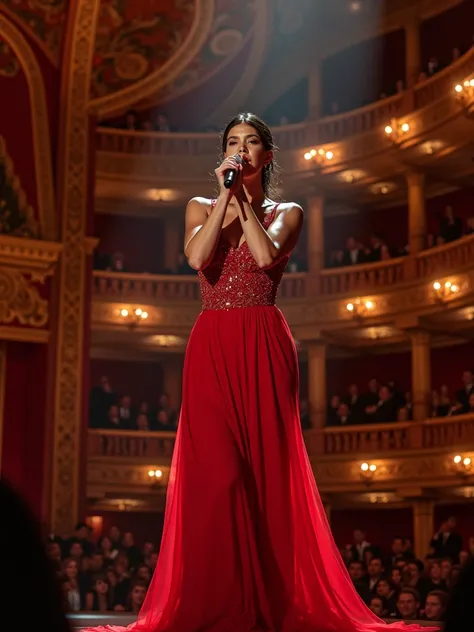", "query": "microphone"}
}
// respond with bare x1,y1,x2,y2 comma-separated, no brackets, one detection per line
223,154,243,189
